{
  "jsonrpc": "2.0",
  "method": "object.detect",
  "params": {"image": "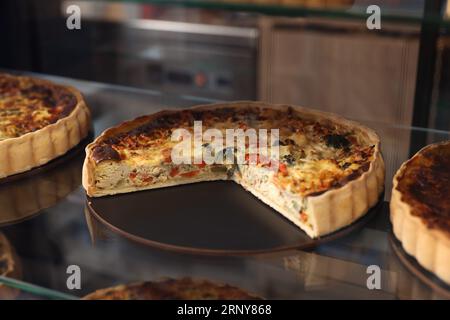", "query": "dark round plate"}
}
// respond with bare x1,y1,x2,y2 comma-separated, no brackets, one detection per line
389,232,450,298
0,132,93,185
0,133,92,227
87,182,382,256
